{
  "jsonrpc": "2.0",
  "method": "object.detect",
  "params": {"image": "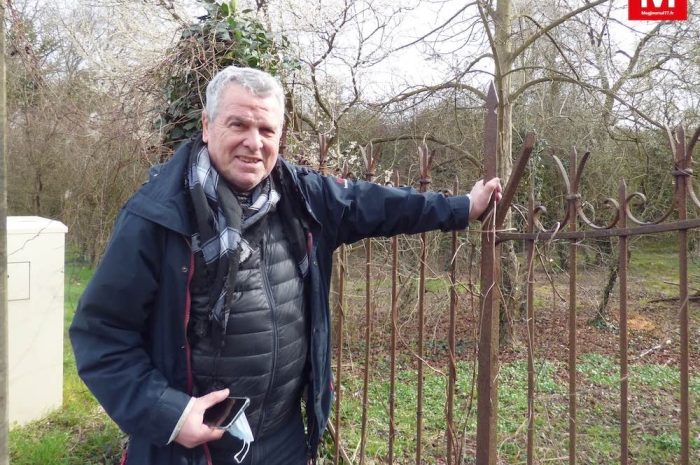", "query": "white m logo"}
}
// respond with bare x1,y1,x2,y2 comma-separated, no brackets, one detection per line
641,0,675,7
